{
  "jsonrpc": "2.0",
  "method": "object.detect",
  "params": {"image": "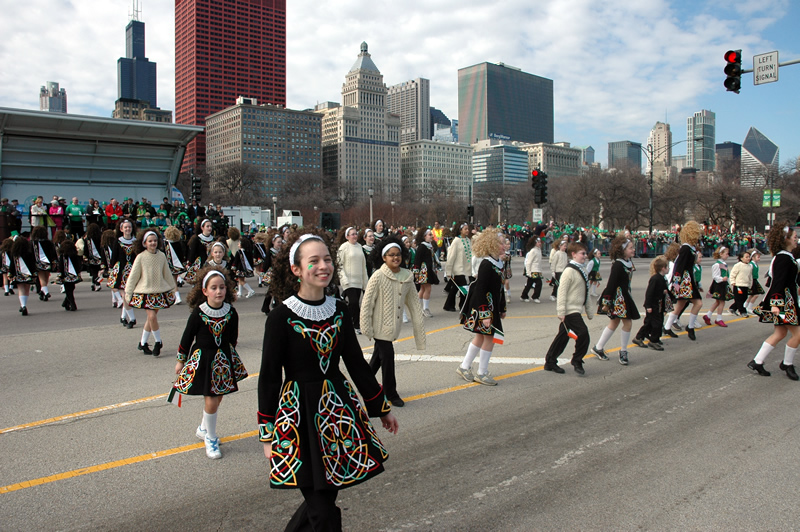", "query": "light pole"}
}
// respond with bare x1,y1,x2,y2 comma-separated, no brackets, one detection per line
272,196,277,228
390,200,395,227
497,197,502,226
629,138,699,235
368,188,374,223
